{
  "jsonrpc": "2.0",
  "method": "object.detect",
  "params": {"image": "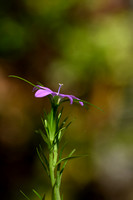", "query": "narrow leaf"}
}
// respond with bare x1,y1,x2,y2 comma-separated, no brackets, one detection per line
56,155,83,166
41,118,45,128
73,99,104,112
36,129,50,147
59,149,76,175
65,121,72,129
56,149,76,165
36,148,49,176
54,126,66,141
37,81,44,86
59,142,68,160
39,144,49,169
42,110,48,122
58,122,72,141
59,117,68,129
20,190,31,200
57,142,68,172
60,152,88,175
9,75,39,89
57,107,64,125
32,189,42,200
